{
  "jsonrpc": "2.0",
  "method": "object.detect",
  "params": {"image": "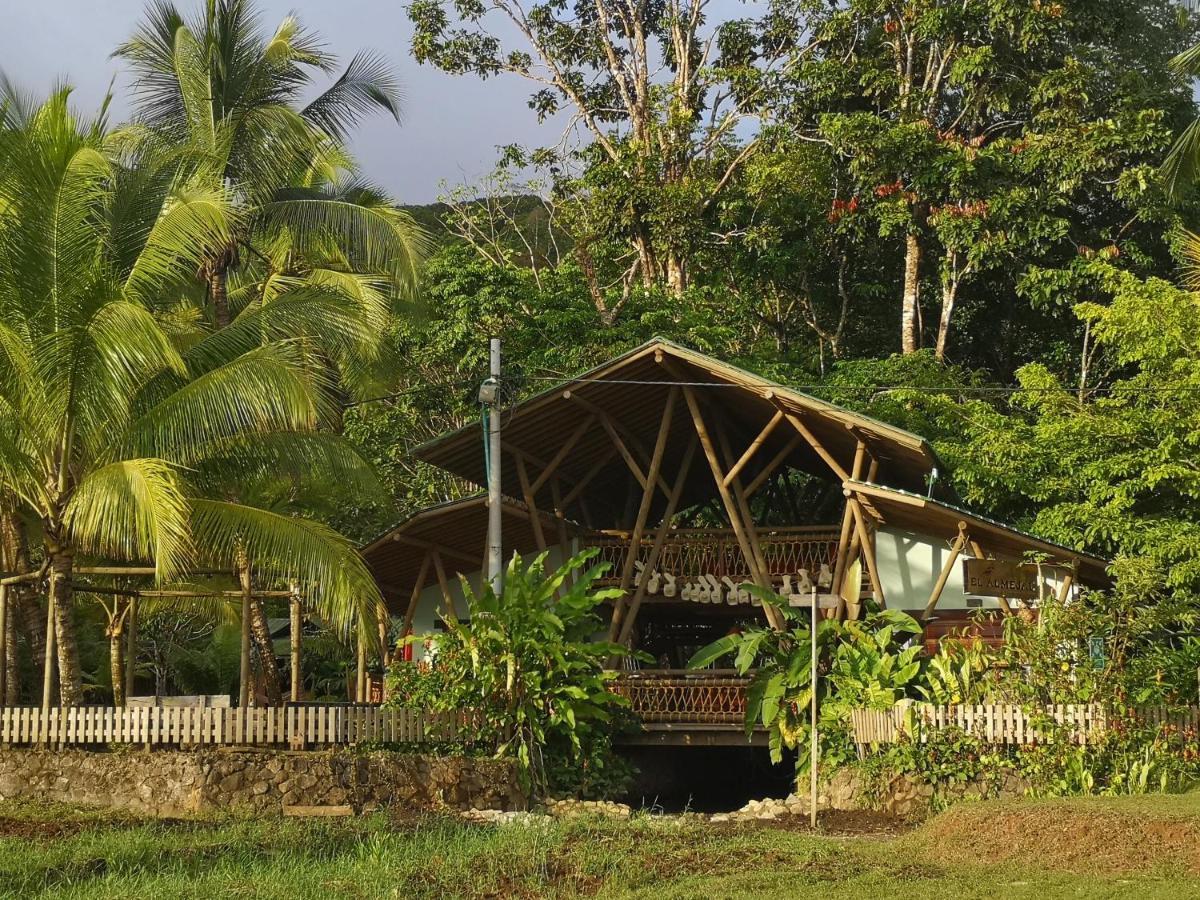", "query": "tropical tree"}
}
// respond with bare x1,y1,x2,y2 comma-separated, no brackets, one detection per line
0,86,382,706
115,0,427,689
